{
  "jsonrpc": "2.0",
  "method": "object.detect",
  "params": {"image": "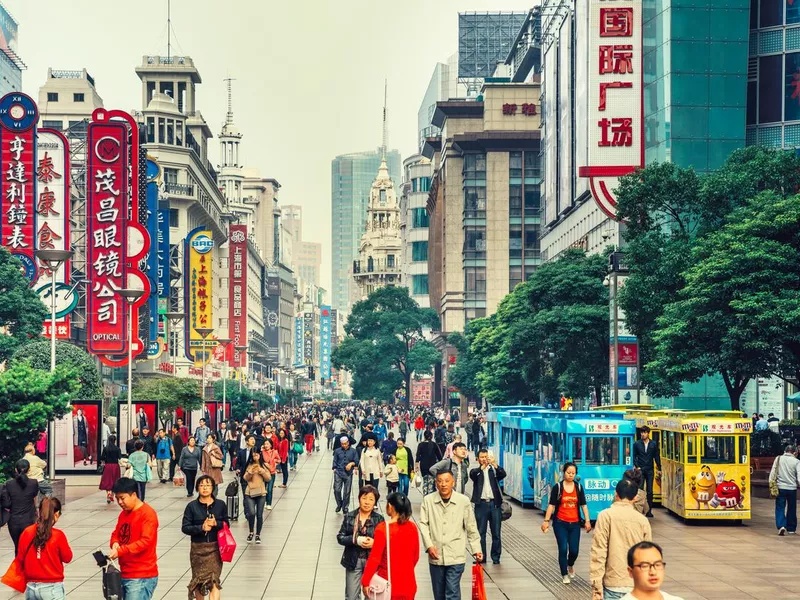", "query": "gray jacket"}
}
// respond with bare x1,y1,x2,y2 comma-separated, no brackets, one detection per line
179,446,202,471
429,457,470,495
770,453,800,490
